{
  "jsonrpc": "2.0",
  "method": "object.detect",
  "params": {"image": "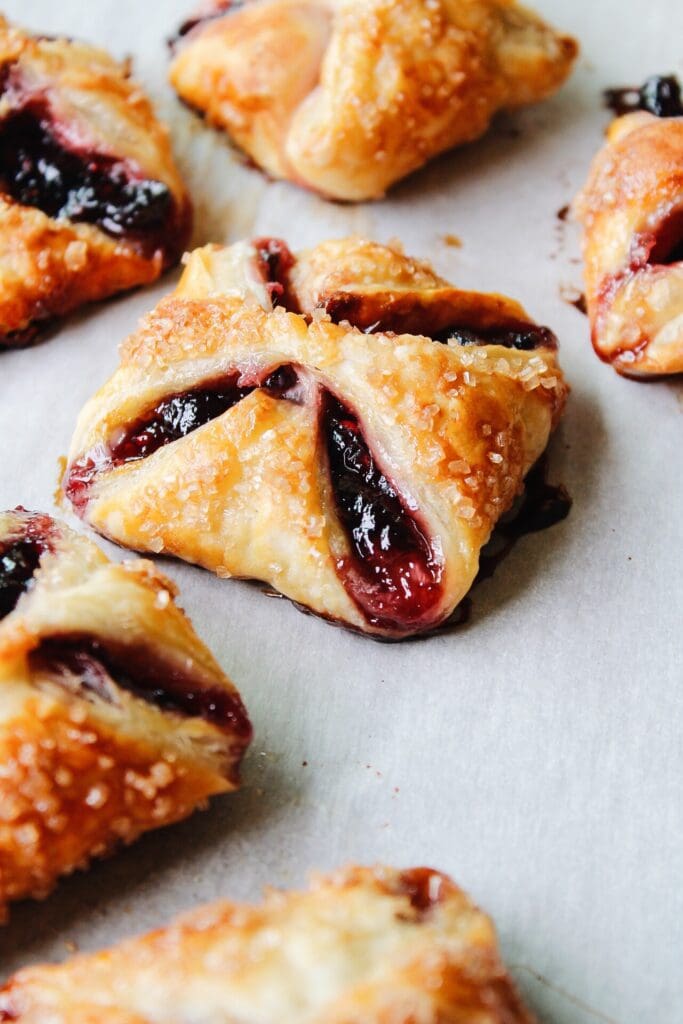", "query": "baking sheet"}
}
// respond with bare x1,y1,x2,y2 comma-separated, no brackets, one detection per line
0,1,682,1020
